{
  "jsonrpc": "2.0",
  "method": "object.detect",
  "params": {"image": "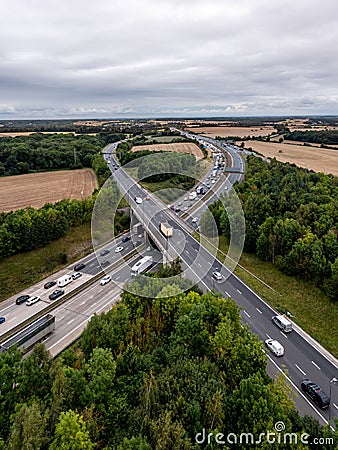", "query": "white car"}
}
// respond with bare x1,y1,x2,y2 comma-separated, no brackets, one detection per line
192,217,198,223
135,197,142,204
115,246,124,253
265,339,284,357
26,295,41,306
100,275,111,286
211,179,216,184
212,271,223,281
